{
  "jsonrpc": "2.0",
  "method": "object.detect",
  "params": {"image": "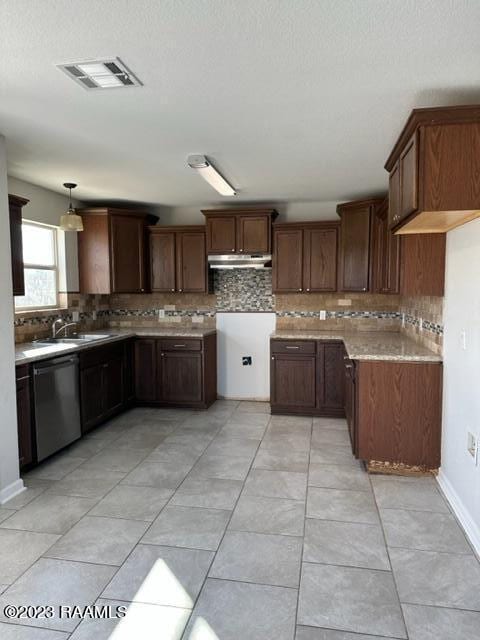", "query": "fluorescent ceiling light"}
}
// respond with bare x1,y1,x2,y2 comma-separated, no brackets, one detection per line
57,58,141,90
187,155,237,196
